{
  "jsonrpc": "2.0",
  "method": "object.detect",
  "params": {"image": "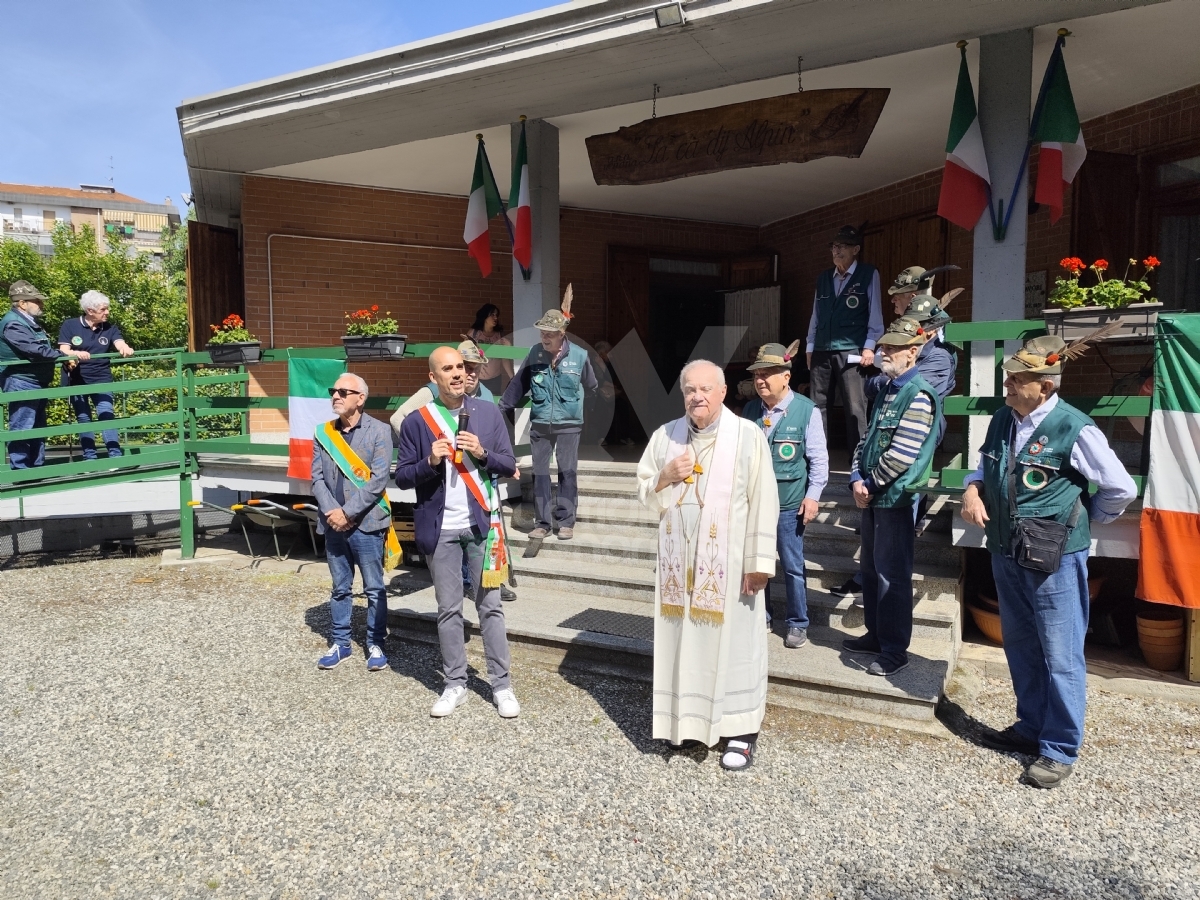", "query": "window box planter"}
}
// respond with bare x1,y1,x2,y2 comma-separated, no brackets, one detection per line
1042,302,1162,343
206,341,262,366
342,334,407,360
